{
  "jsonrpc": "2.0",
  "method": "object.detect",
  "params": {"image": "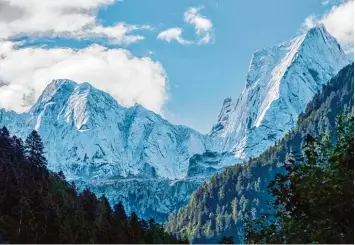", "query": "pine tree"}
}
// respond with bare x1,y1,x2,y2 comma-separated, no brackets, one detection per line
96,196,113,243
24,130,47,168
129,212,143,243
113,201,127,222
